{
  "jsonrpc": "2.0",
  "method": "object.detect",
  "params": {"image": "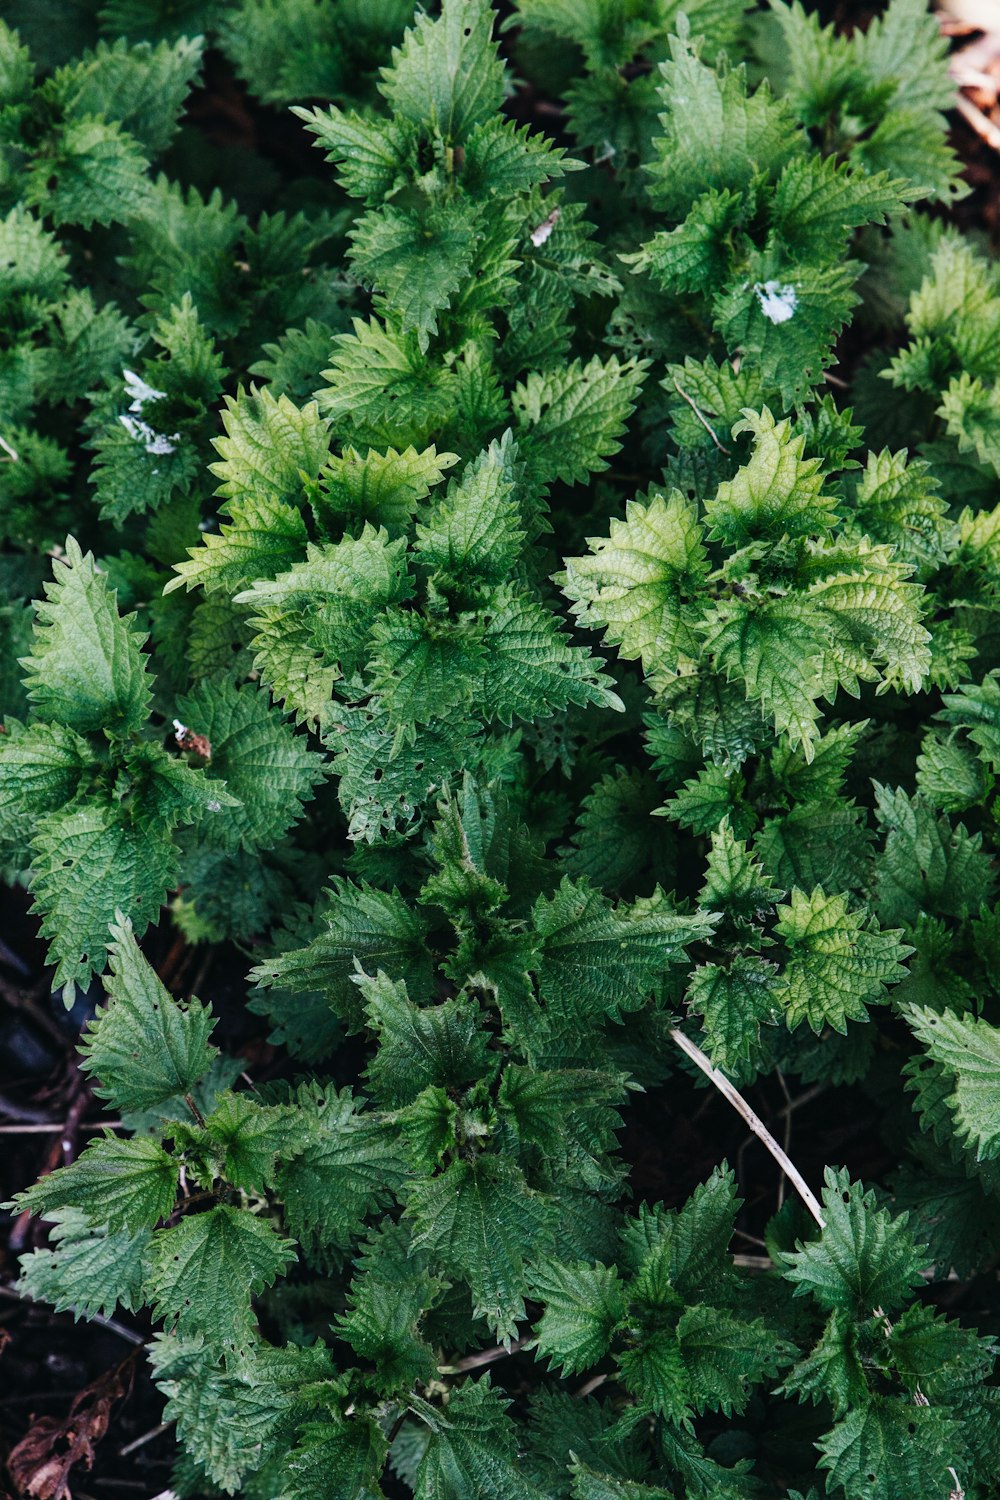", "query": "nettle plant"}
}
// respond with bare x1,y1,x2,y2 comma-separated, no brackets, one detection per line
5,0,1000,1496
